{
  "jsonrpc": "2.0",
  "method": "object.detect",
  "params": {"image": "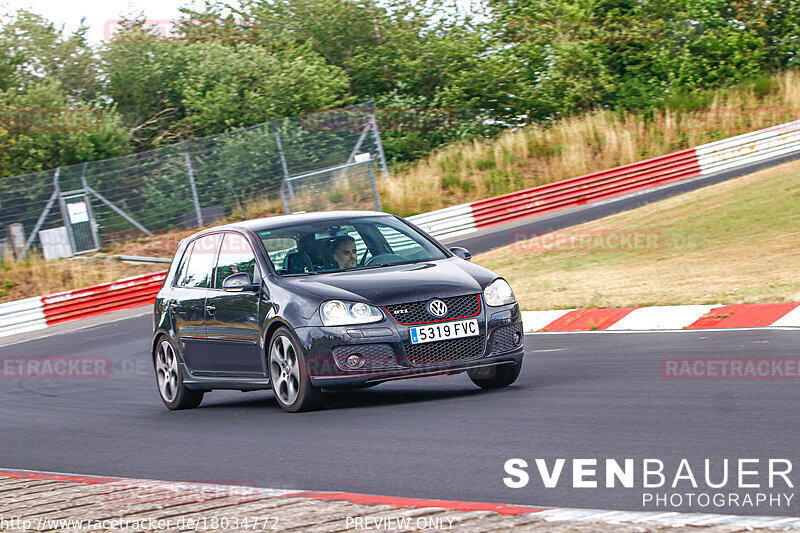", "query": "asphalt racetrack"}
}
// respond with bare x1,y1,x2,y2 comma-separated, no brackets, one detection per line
1,313,798,517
